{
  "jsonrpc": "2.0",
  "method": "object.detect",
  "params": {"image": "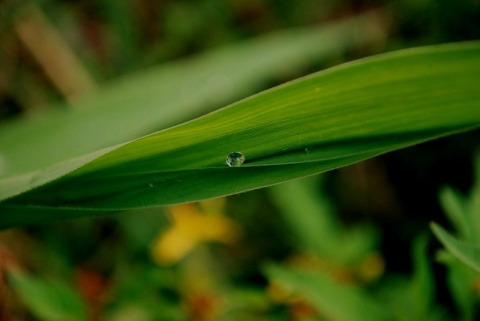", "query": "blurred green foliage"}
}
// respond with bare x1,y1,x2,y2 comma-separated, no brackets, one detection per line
0,0,479,320
431,157,480,321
